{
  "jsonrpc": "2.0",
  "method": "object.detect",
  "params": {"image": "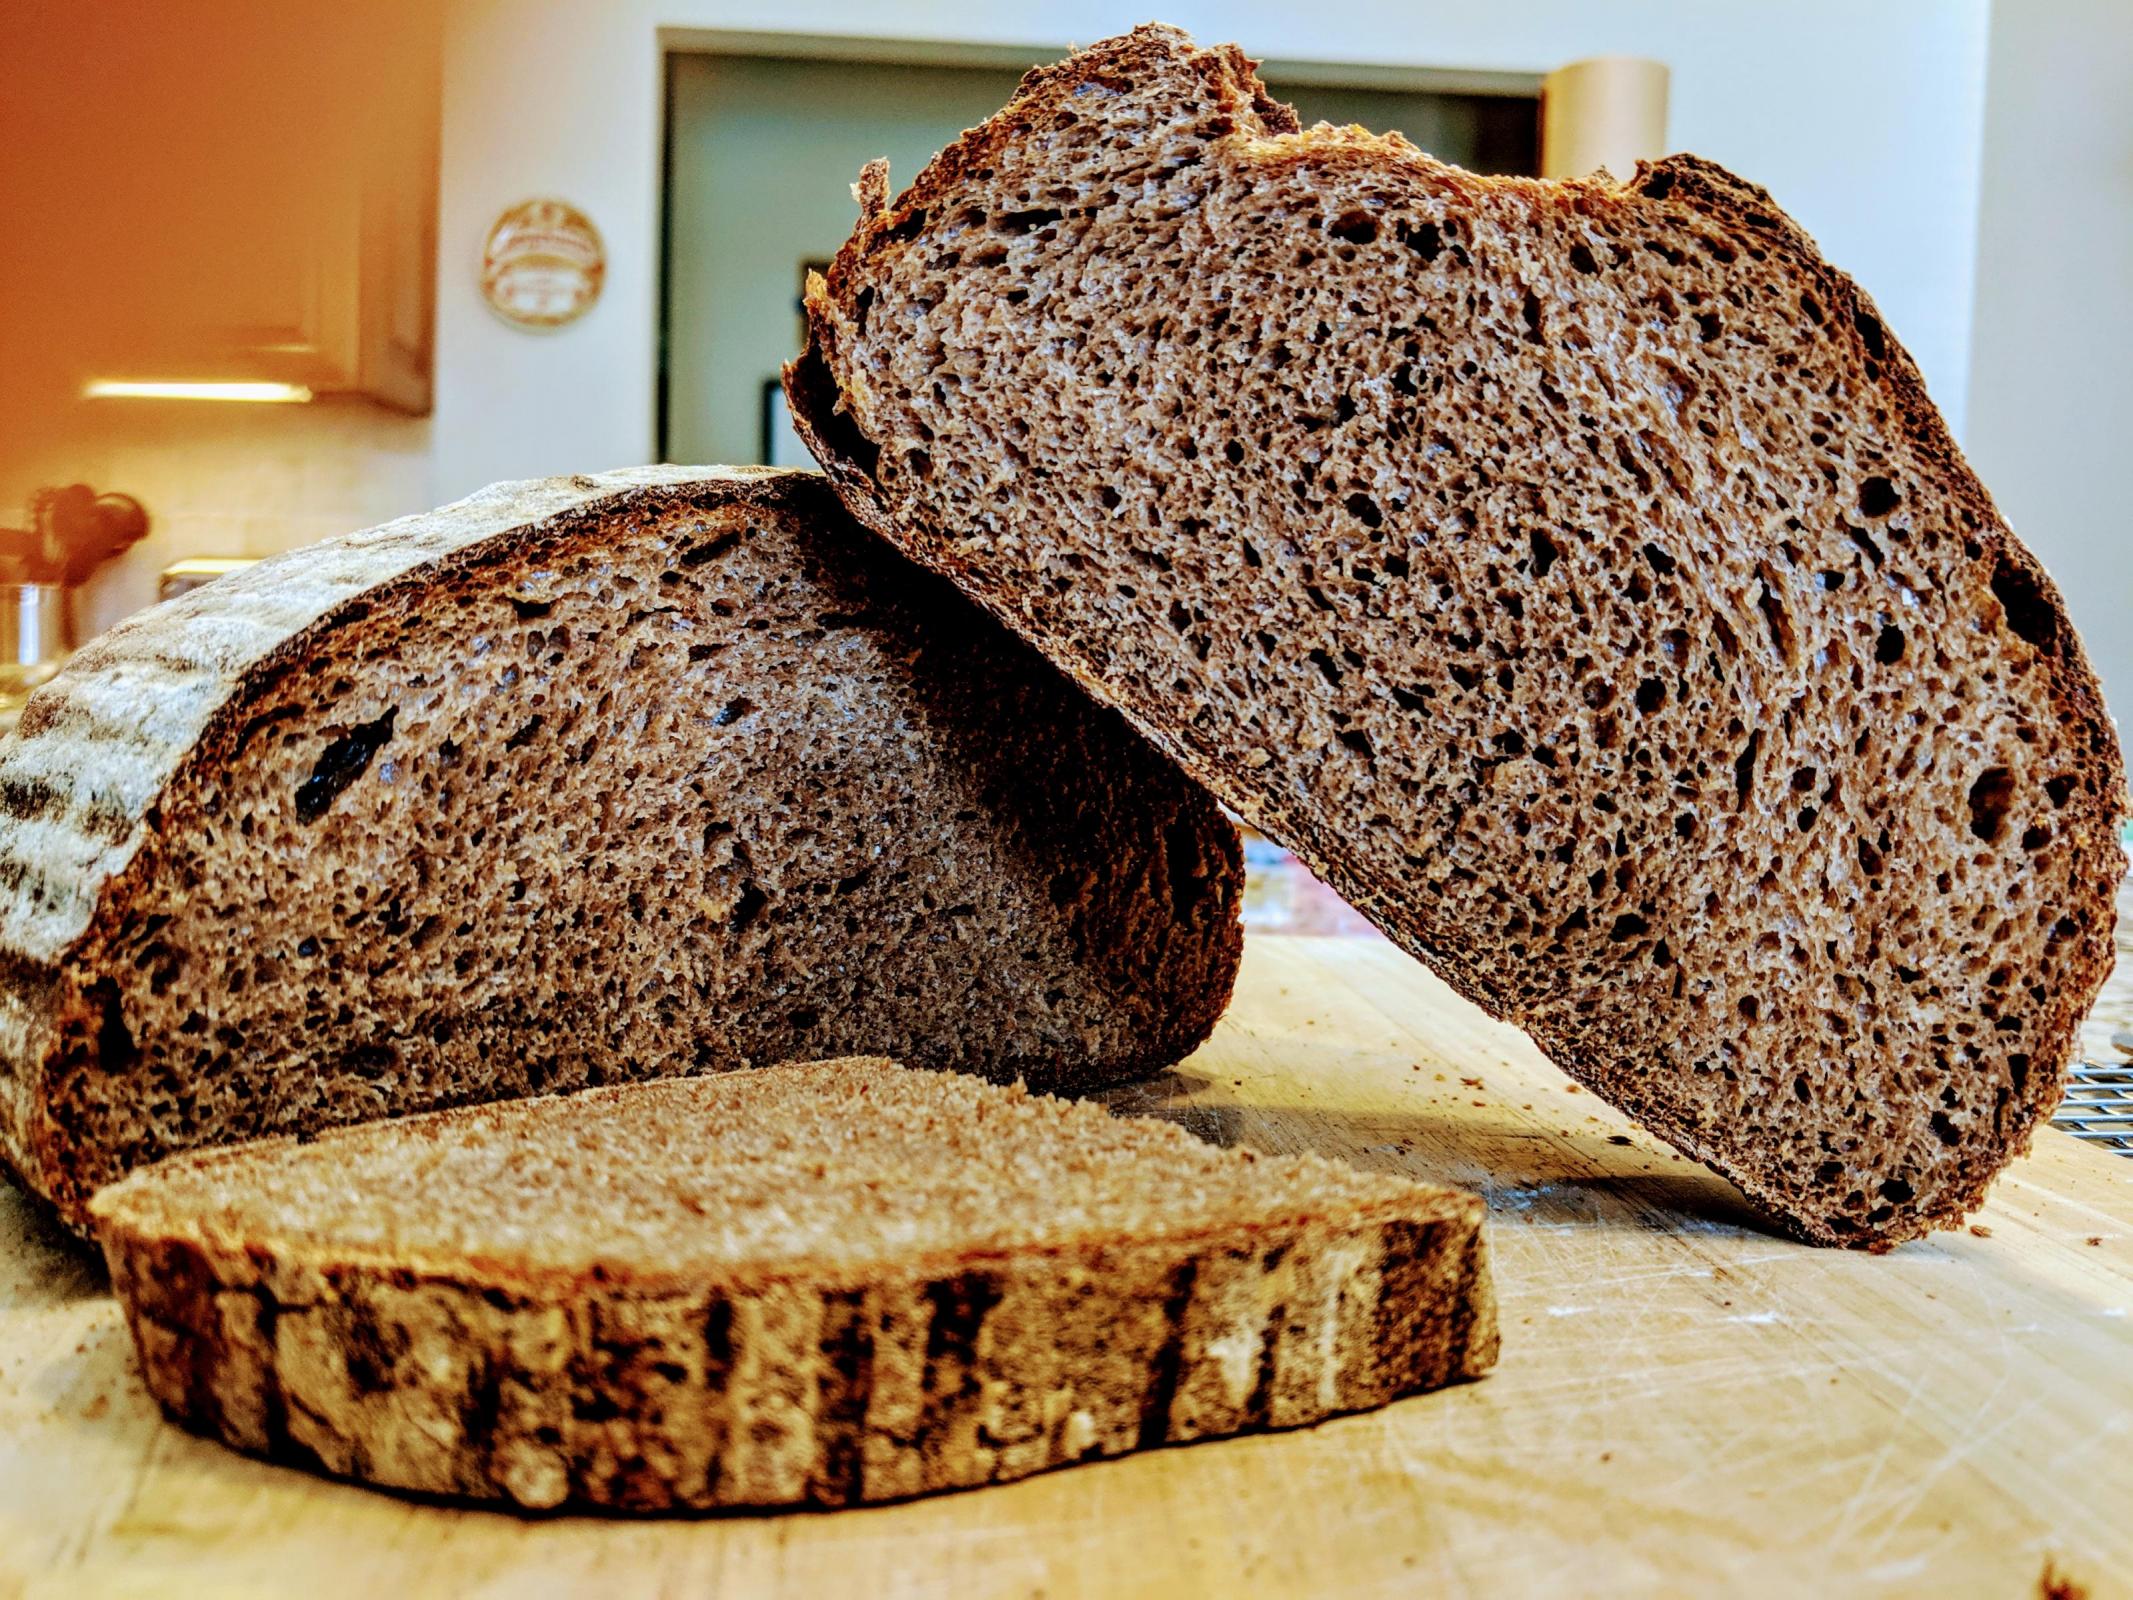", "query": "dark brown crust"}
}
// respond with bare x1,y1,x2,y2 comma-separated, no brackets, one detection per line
785,26,2129,1249
7,468,1244,1227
